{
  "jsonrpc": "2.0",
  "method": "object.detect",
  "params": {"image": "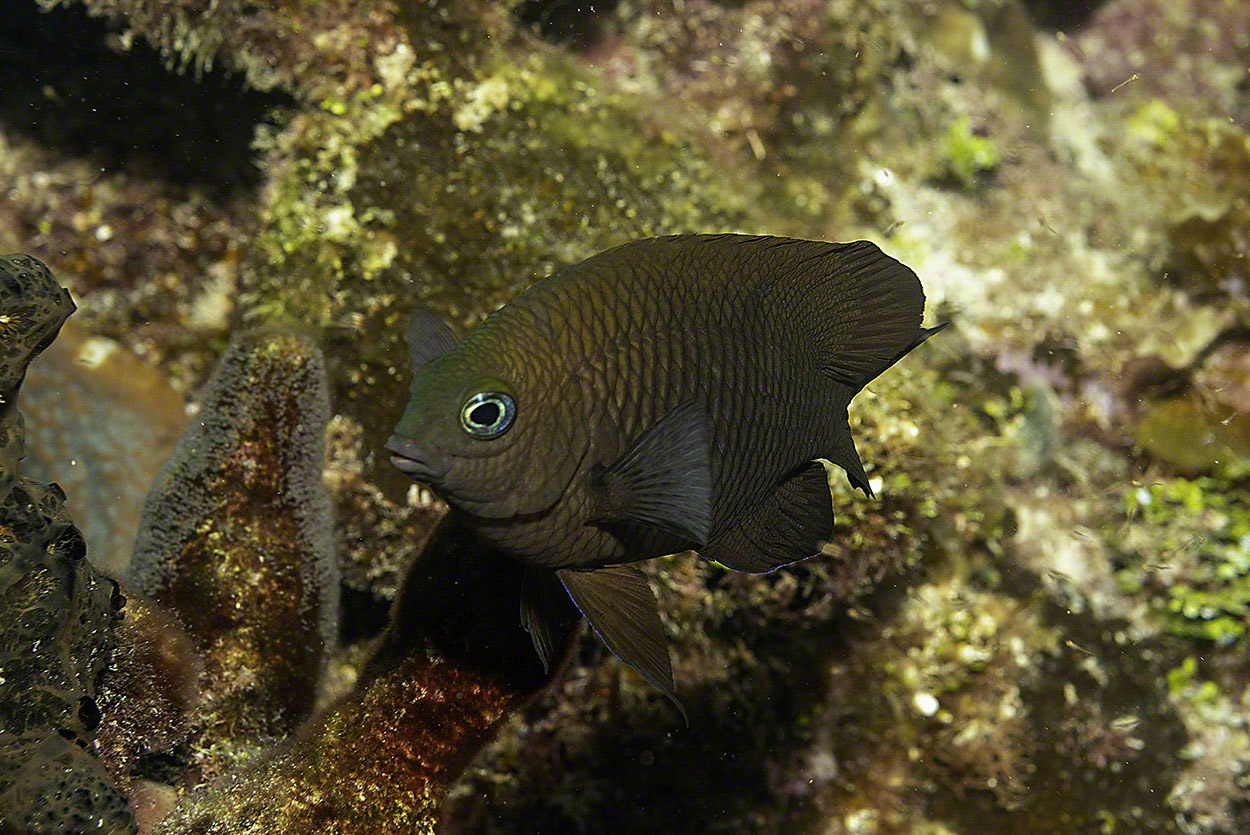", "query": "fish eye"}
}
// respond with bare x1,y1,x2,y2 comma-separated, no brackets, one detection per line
460,391,515,439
